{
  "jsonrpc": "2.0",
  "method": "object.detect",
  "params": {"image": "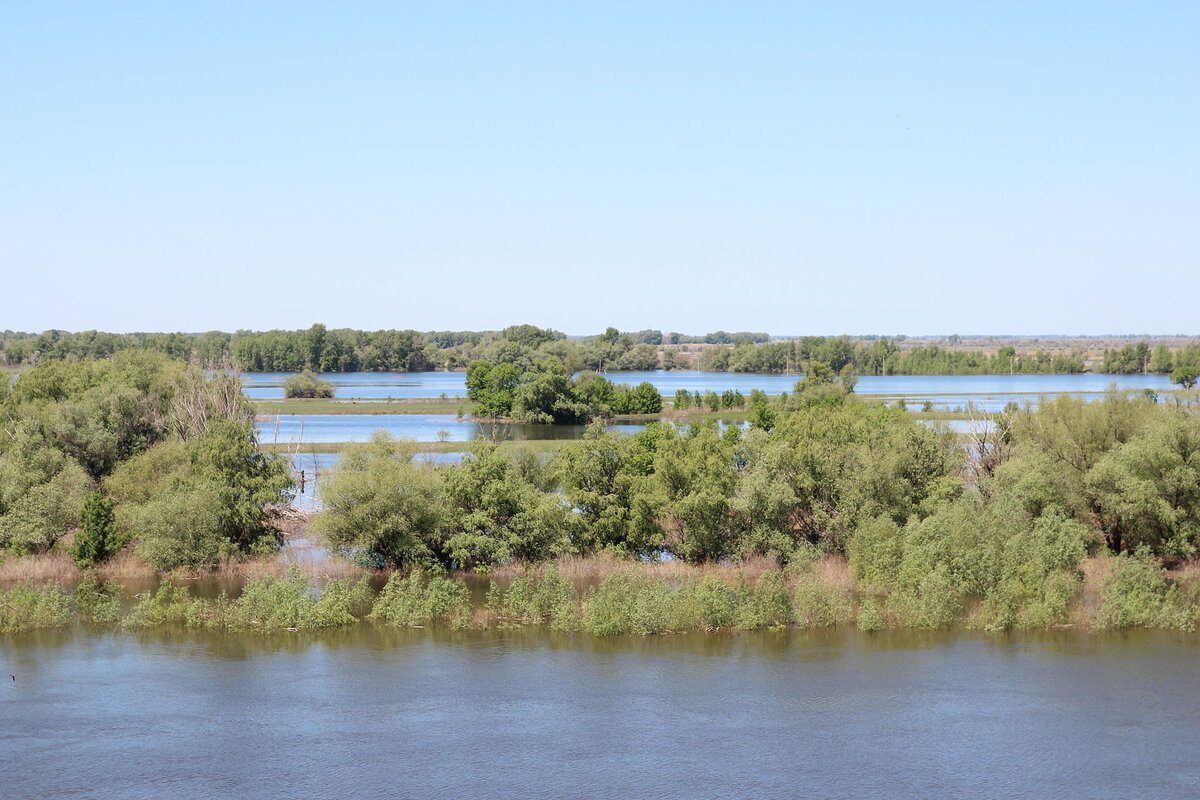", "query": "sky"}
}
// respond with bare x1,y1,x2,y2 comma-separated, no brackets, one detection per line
1,1,1197,336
